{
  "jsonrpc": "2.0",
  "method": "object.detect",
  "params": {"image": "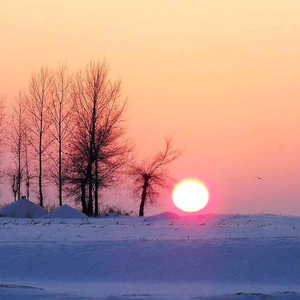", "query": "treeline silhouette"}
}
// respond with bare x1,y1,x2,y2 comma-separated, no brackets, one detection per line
0,60,180,216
